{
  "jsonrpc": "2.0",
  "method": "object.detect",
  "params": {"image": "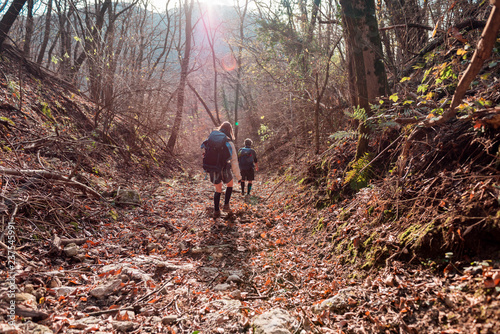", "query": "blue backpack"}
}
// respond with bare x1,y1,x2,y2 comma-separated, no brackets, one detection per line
201,131,232,173
238,147,254,170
